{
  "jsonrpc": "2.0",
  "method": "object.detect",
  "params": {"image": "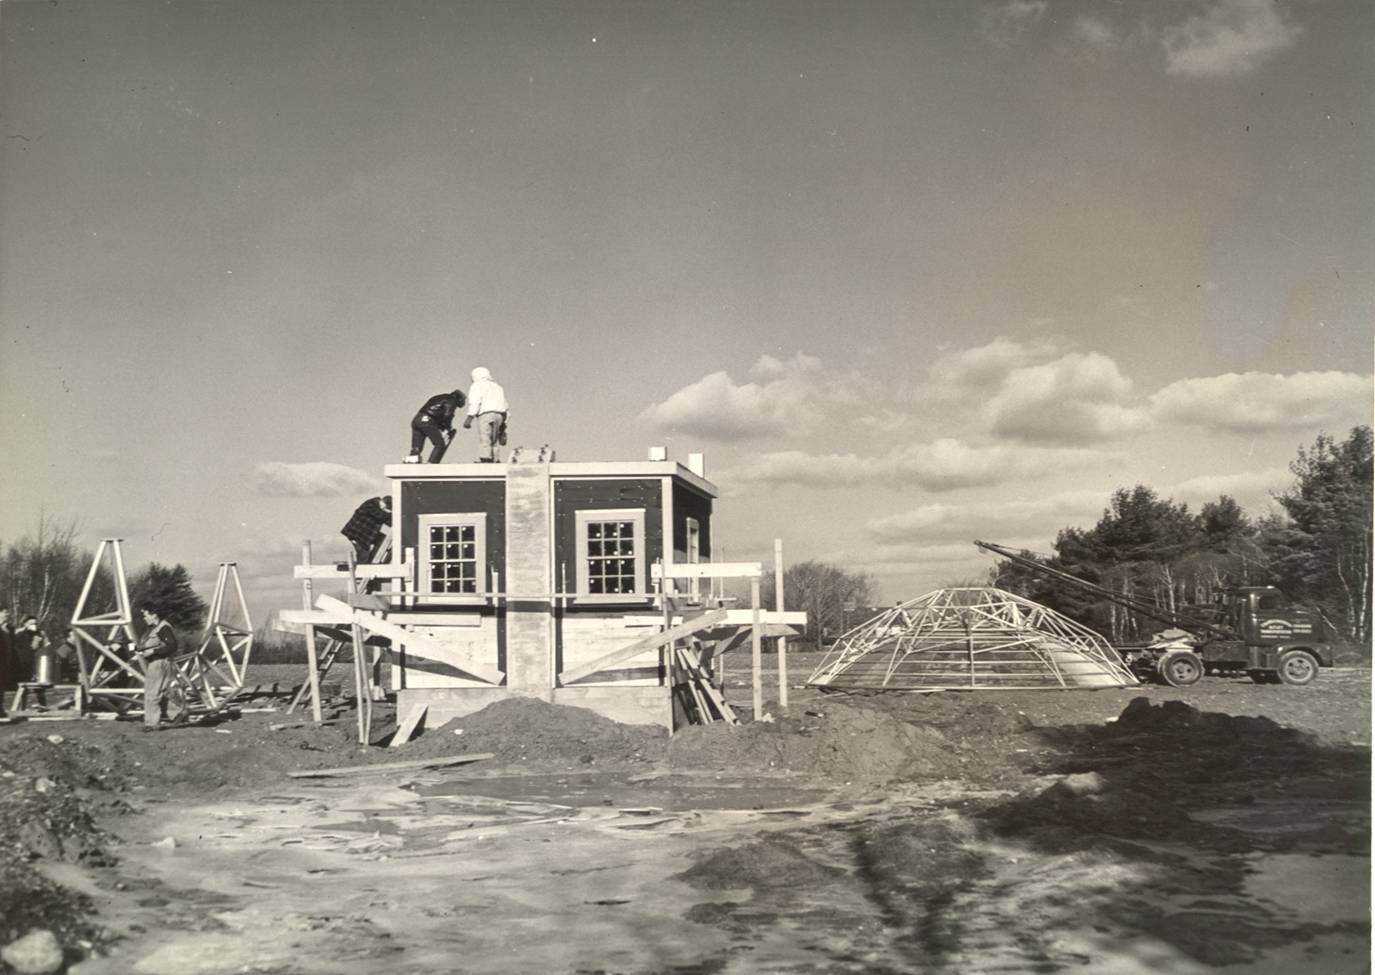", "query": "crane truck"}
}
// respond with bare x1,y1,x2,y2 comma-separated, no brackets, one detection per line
973,540,1335,688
